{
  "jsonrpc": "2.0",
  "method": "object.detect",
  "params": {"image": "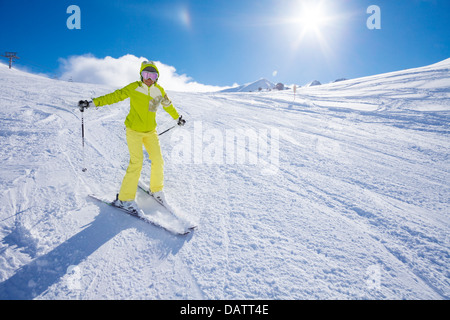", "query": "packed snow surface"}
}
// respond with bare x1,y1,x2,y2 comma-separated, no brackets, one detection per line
0,59,449,299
